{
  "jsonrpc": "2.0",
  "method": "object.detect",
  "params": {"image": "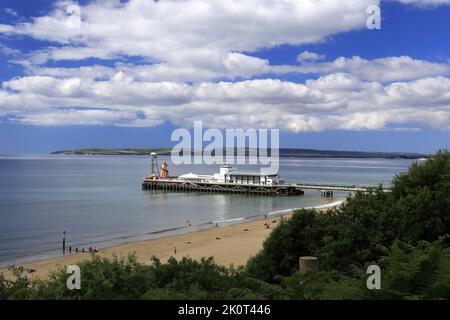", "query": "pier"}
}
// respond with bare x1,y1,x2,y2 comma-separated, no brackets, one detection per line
295,183,390,197
142,178,305,196
141,155,388,197
142,178,388,197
